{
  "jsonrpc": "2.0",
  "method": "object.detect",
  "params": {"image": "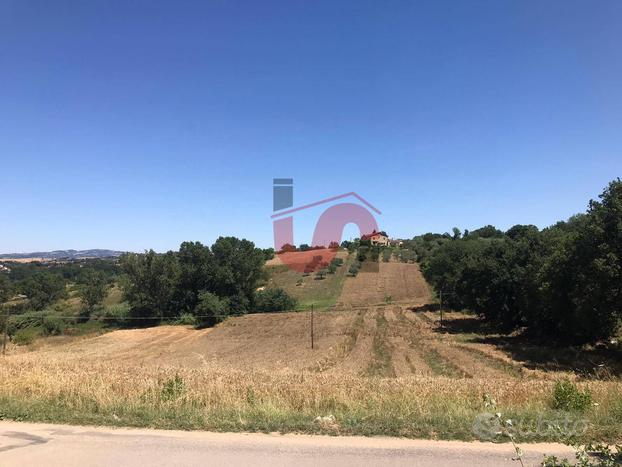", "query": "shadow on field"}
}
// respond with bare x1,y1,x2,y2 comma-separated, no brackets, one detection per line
407,303,438,313
407,306,622,378
474,334,622,378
